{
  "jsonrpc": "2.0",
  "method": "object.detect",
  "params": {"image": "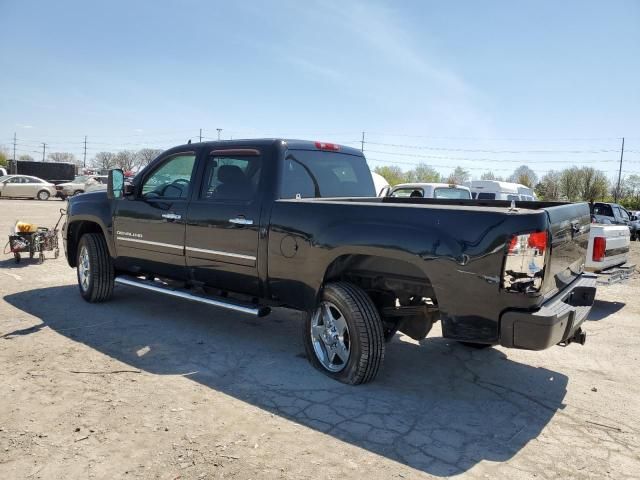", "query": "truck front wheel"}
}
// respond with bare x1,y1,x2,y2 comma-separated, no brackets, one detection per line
303,282,385,385
76,233,114,302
